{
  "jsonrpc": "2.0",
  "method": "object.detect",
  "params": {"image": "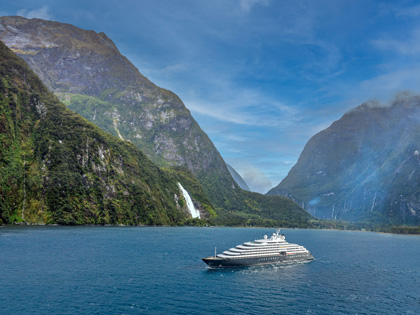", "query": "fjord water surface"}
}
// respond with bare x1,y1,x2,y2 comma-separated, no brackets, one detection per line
1,226,419,314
